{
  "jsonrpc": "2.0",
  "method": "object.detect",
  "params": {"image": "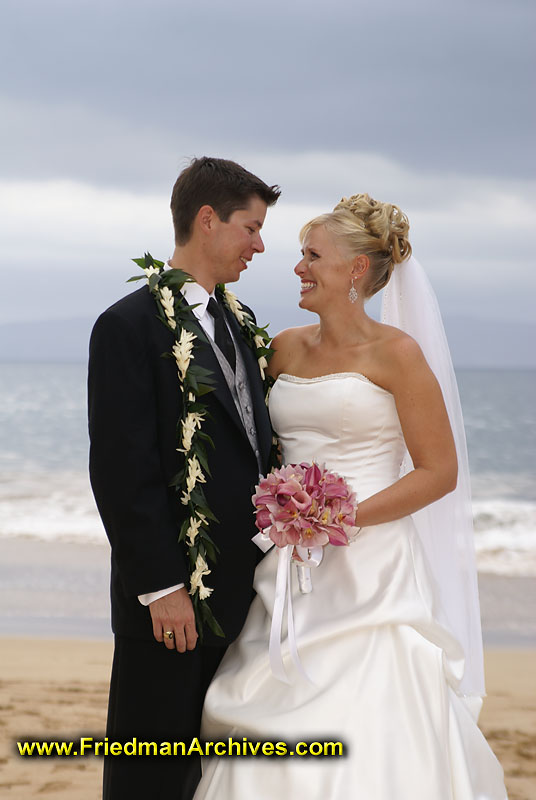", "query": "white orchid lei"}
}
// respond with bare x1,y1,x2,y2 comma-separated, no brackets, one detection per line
129,253,274,639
